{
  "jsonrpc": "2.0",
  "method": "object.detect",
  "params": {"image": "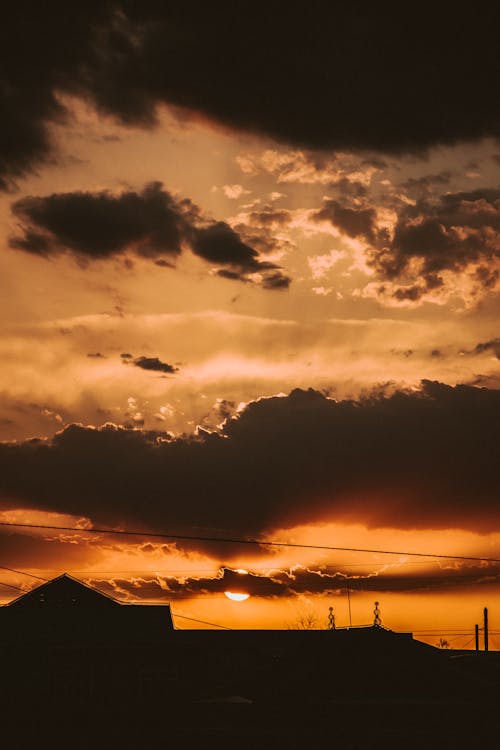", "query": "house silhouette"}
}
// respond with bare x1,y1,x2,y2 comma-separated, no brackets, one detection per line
0,573,175,710
3,572,174,637
2,574,500,747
